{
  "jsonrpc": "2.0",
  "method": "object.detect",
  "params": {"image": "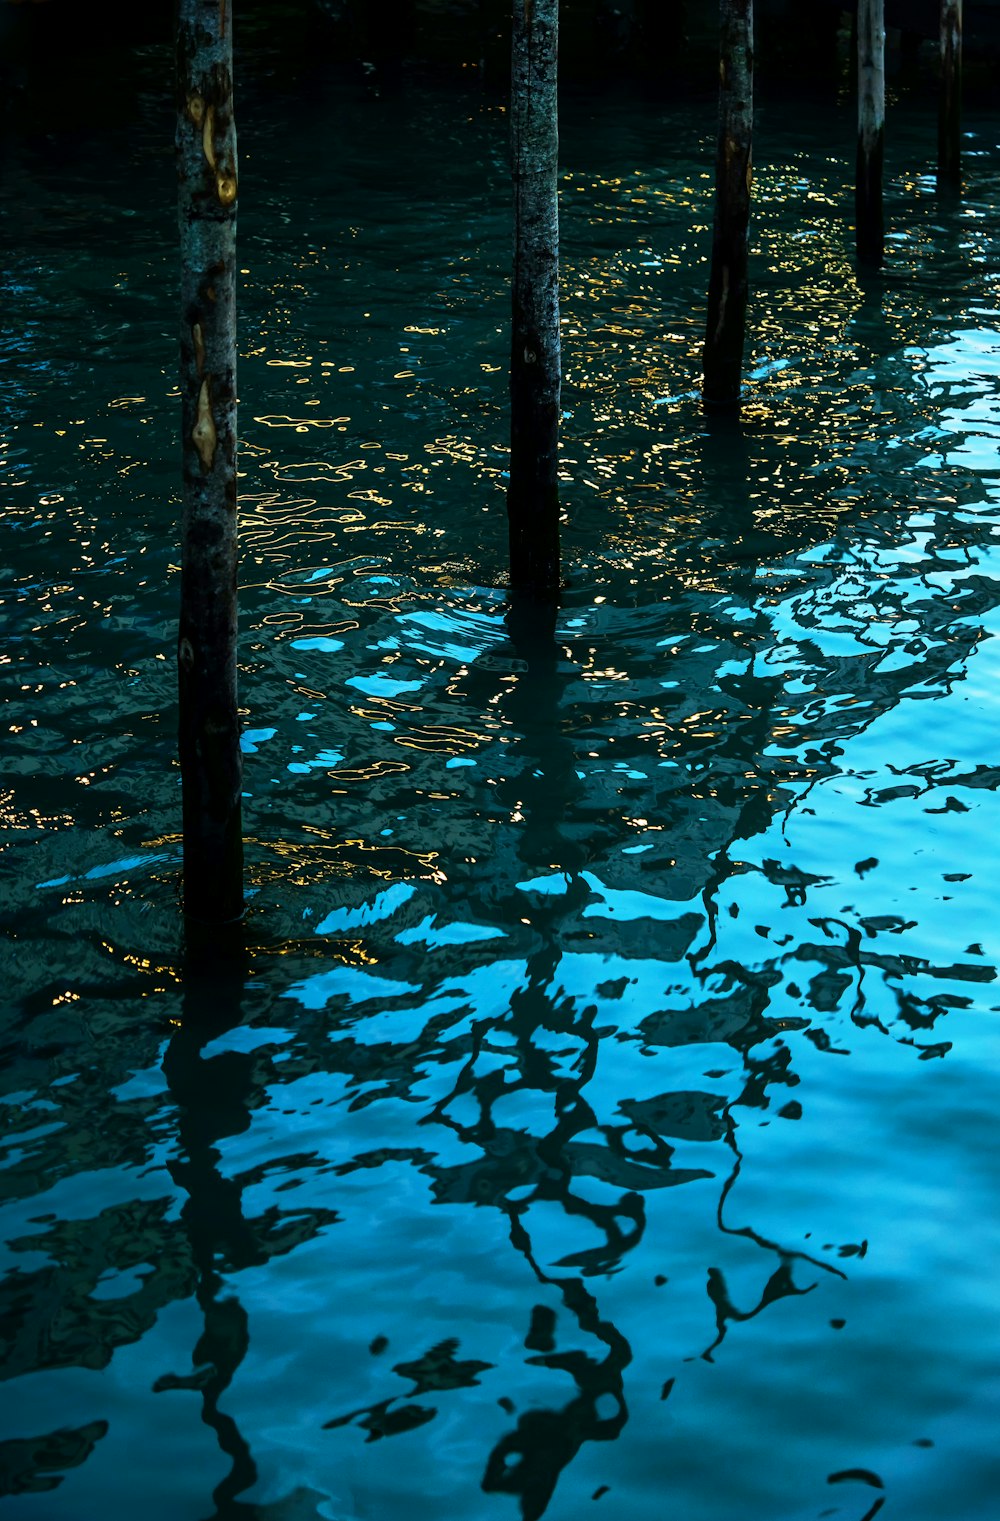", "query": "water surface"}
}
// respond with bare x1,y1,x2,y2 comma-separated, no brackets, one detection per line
2,49,1000,1521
